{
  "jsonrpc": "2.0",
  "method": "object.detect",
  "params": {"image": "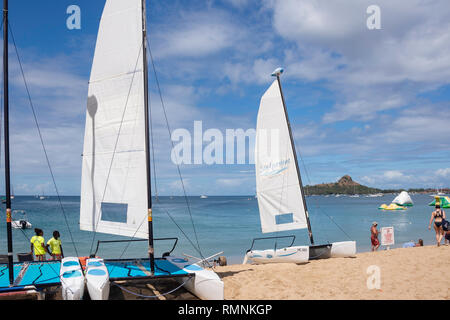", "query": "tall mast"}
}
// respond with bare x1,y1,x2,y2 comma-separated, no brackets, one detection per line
274,69,315,245
3,0,14,285
142,0,155,274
